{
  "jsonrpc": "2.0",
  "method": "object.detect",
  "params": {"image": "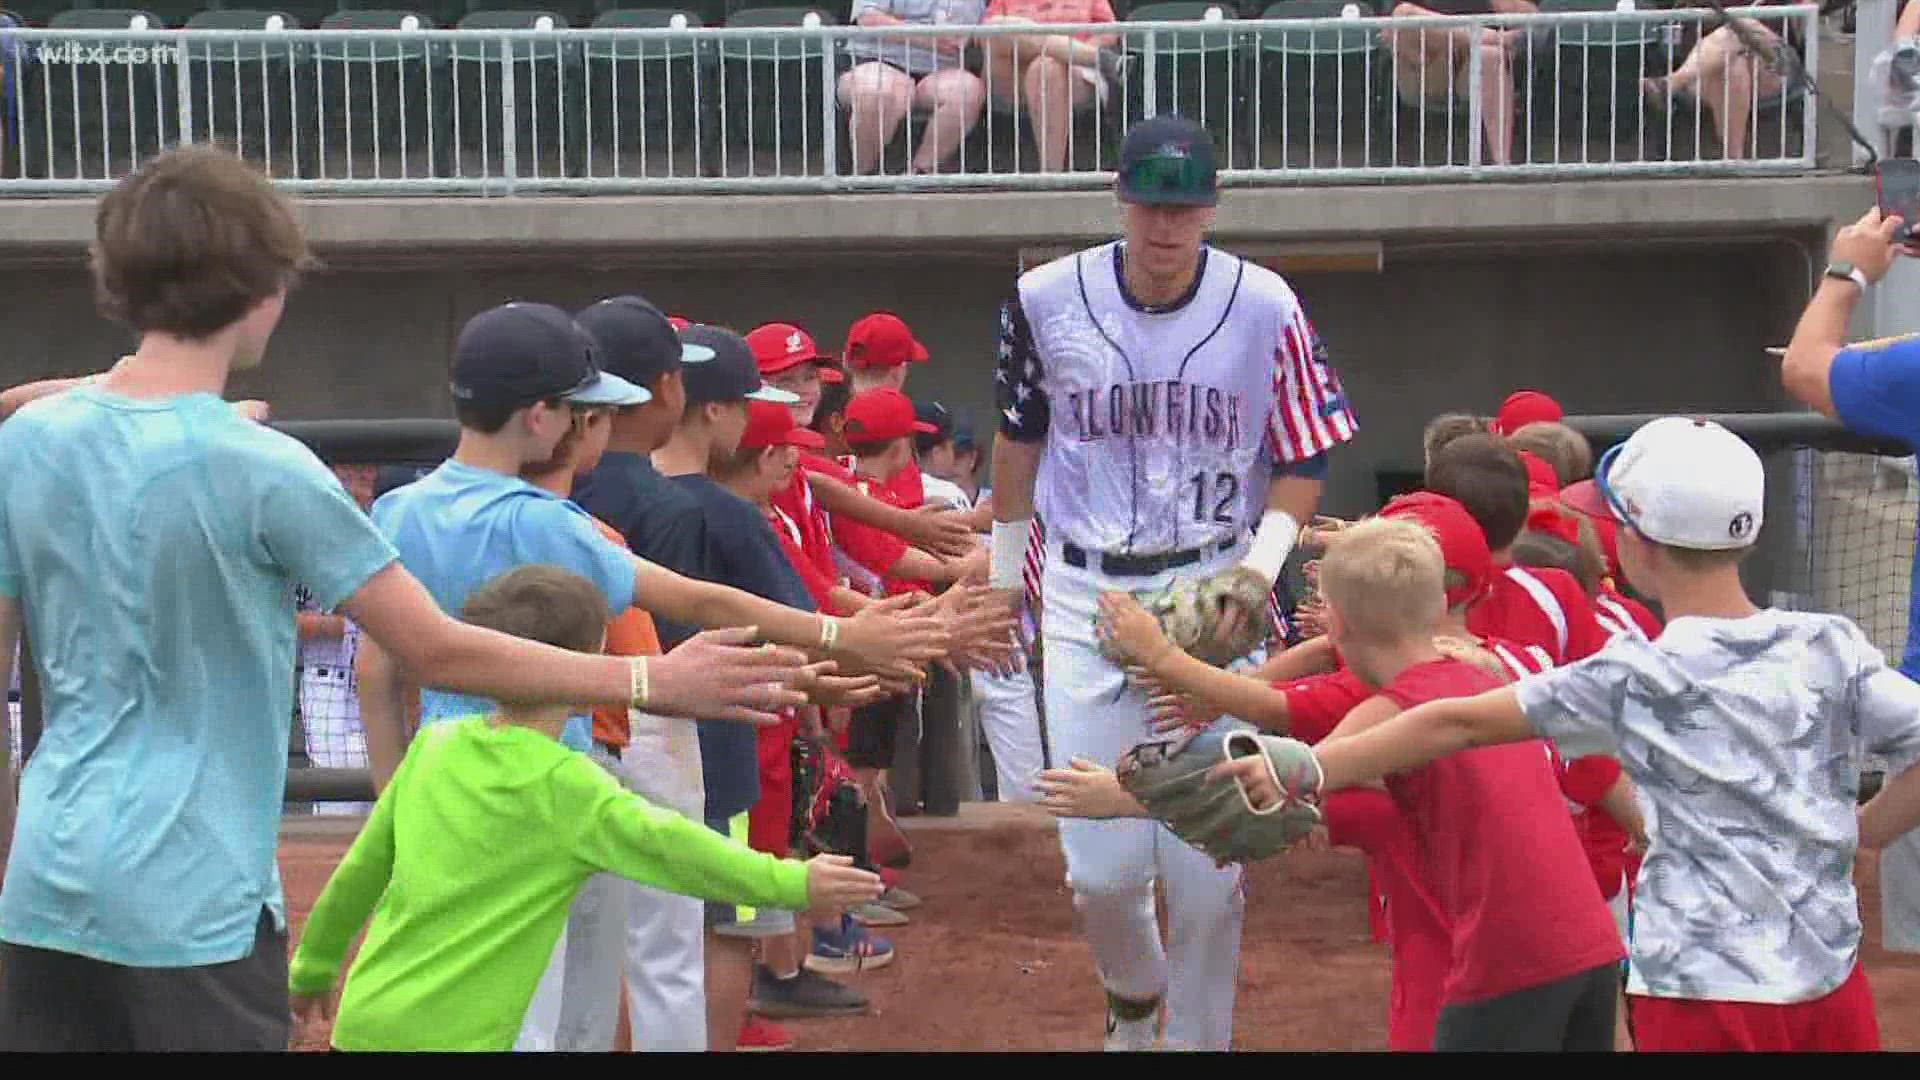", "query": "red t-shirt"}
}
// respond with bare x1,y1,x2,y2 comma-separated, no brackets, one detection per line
1557,752,1631,901
1323,788,1450,1052
776,455,850,590
1378,659,1625,1007
768,505,840,614
832,459,922,597
1278,668,1374,744
1467,564,1609,666
1595,587,1662,642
